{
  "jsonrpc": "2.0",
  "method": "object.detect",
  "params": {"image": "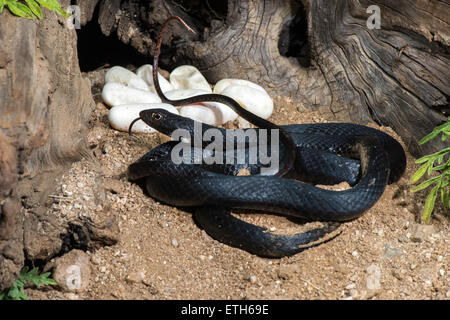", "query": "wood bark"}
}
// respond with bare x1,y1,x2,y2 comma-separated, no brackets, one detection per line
0,2,95,290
